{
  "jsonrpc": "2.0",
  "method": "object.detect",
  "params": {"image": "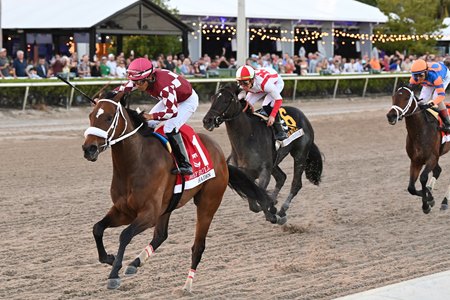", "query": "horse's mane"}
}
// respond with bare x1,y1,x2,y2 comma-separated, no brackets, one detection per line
220,82,240,94
125,108,154,137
